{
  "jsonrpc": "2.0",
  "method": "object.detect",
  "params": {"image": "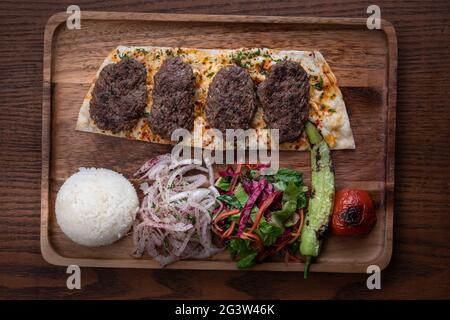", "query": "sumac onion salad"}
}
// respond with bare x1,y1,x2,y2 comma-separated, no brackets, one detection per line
132,154,222,266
